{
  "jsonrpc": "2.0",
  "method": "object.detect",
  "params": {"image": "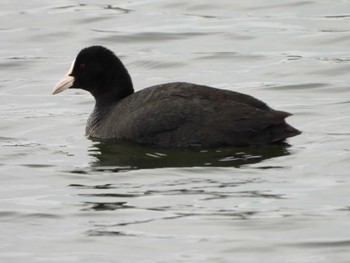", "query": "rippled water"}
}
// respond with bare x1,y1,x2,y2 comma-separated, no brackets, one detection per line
1,1,350,262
